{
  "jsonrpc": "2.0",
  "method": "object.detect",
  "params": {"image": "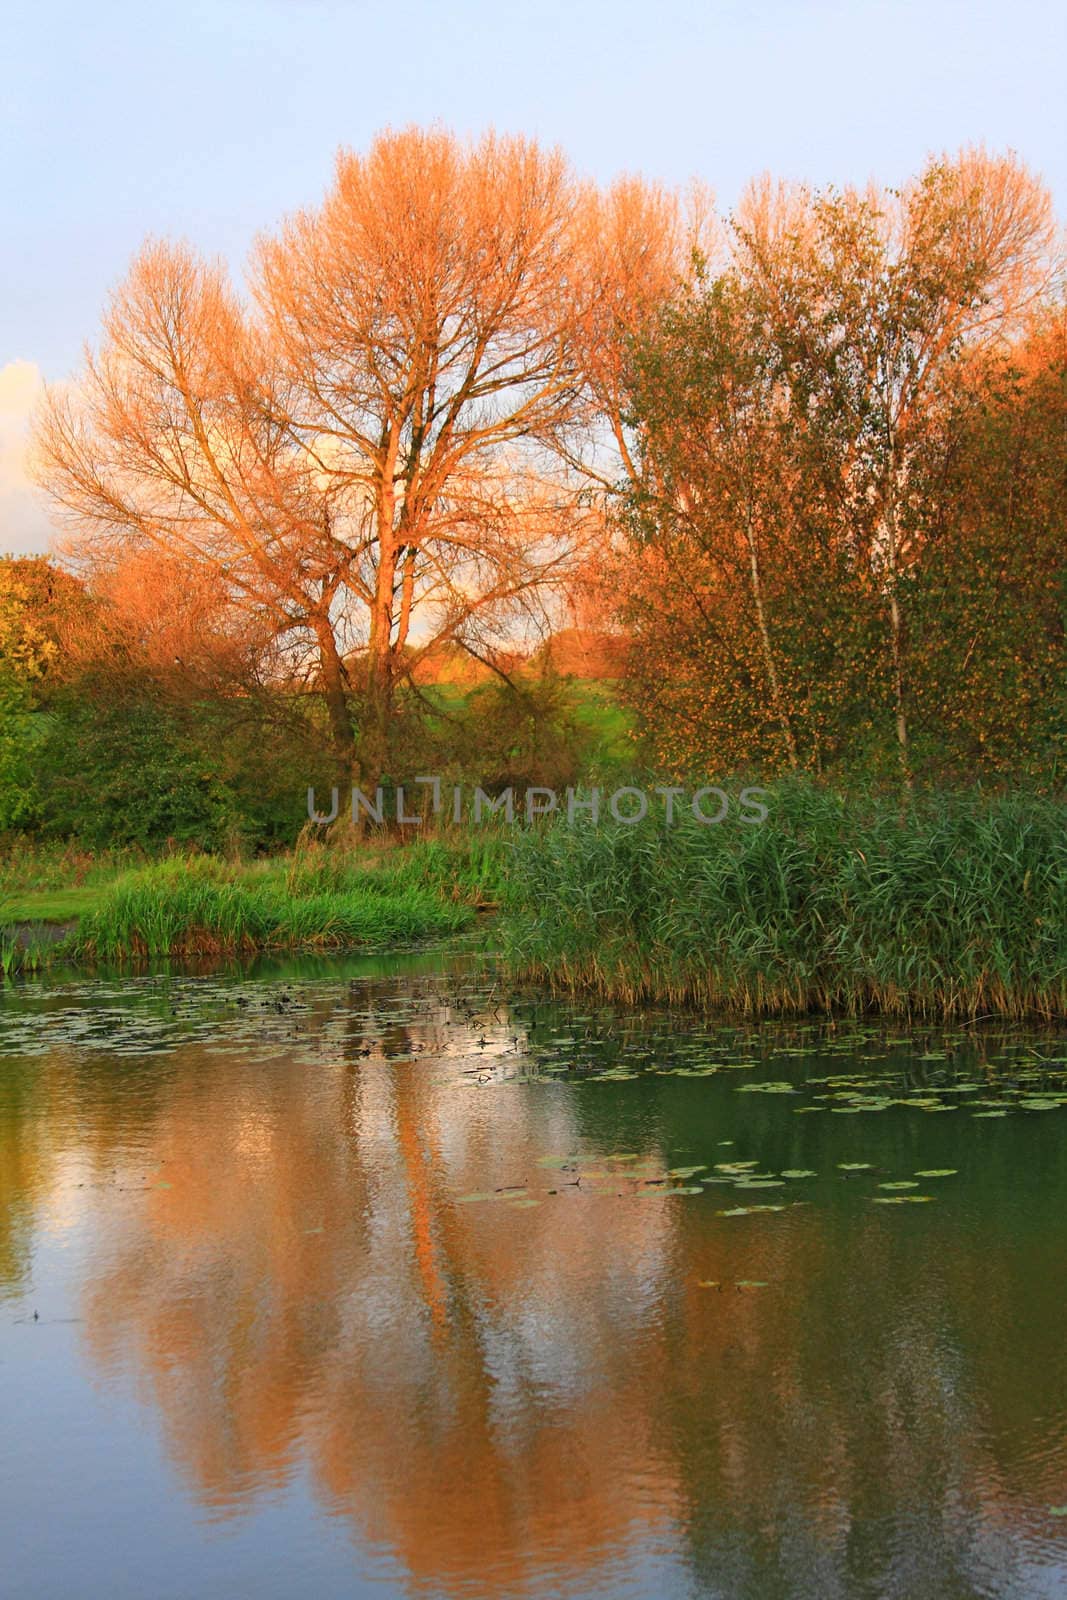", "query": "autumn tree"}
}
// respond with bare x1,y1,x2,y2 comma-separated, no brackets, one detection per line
36,128,692,794
622,270,868,776
905,304,1067,782
619,149,1058,789
0,557,88,830
734,149,1055,792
